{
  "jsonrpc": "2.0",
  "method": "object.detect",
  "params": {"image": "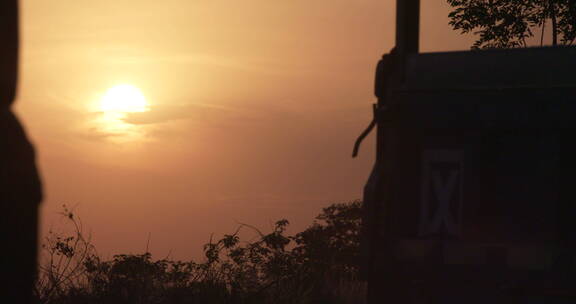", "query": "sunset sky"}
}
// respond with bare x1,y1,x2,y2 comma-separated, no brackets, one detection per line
16,0,473,260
